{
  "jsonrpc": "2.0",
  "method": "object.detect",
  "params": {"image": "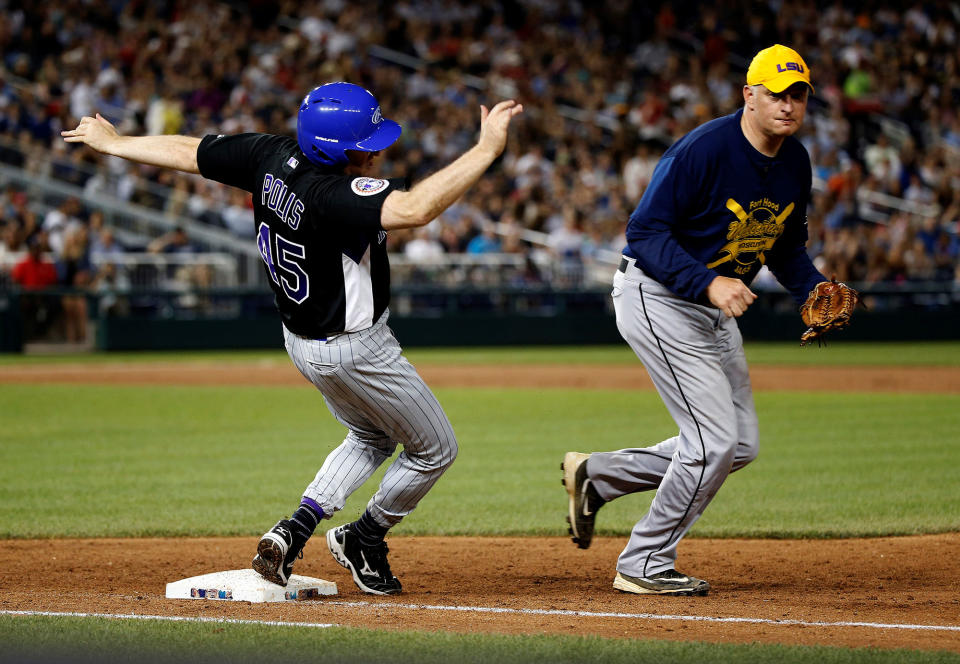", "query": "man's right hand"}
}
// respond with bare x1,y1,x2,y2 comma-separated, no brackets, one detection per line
477,100,524,159
706,276,757,318
61,113,121,154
